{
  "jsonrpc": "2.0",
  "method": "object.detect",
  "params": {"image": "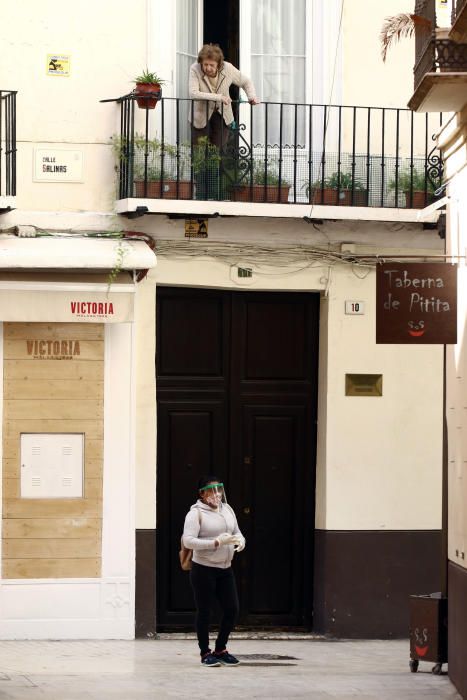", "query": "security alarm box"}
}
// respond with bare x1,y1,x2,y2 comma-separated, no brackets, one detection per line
20,433,84,498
